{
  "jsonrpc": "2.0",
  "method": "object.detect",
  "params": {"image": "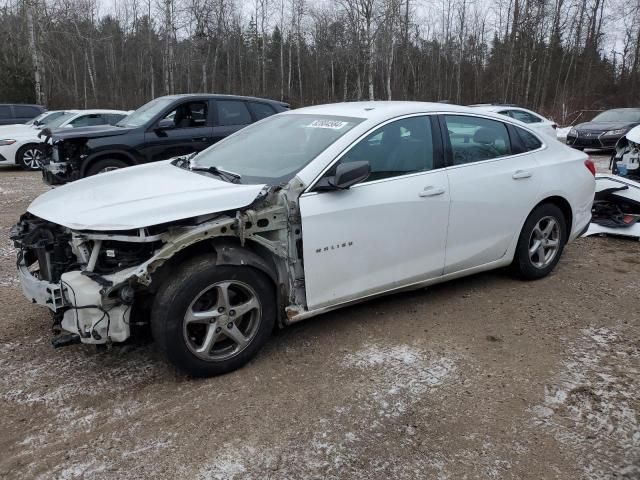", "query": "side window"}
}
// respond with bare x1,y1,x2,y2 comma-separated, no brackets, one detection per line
14,106,40,118
508,110,542,123
69,114,106,127
107,114,126,125
0,106,11,119
515,126,542,151
338,116,436,182
161,101,208,129
444,115,512,165
248,102,276,121
217,100,252,126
